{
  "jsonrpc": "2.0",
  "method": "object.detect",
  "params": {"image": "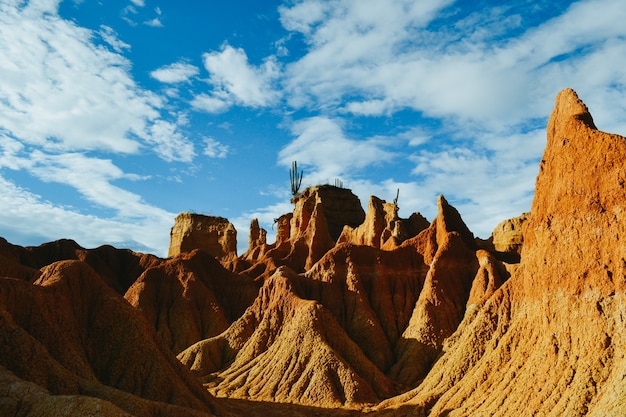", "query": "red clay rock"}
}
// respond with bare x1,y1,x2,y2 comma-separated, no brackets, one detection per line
388,196,482,388
0,260,220,417
338,196,429,249
179,266,395,408
8,238,160,293
125,249,259,354
168,213,238,261
299,243,429,373
375,89,626,416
